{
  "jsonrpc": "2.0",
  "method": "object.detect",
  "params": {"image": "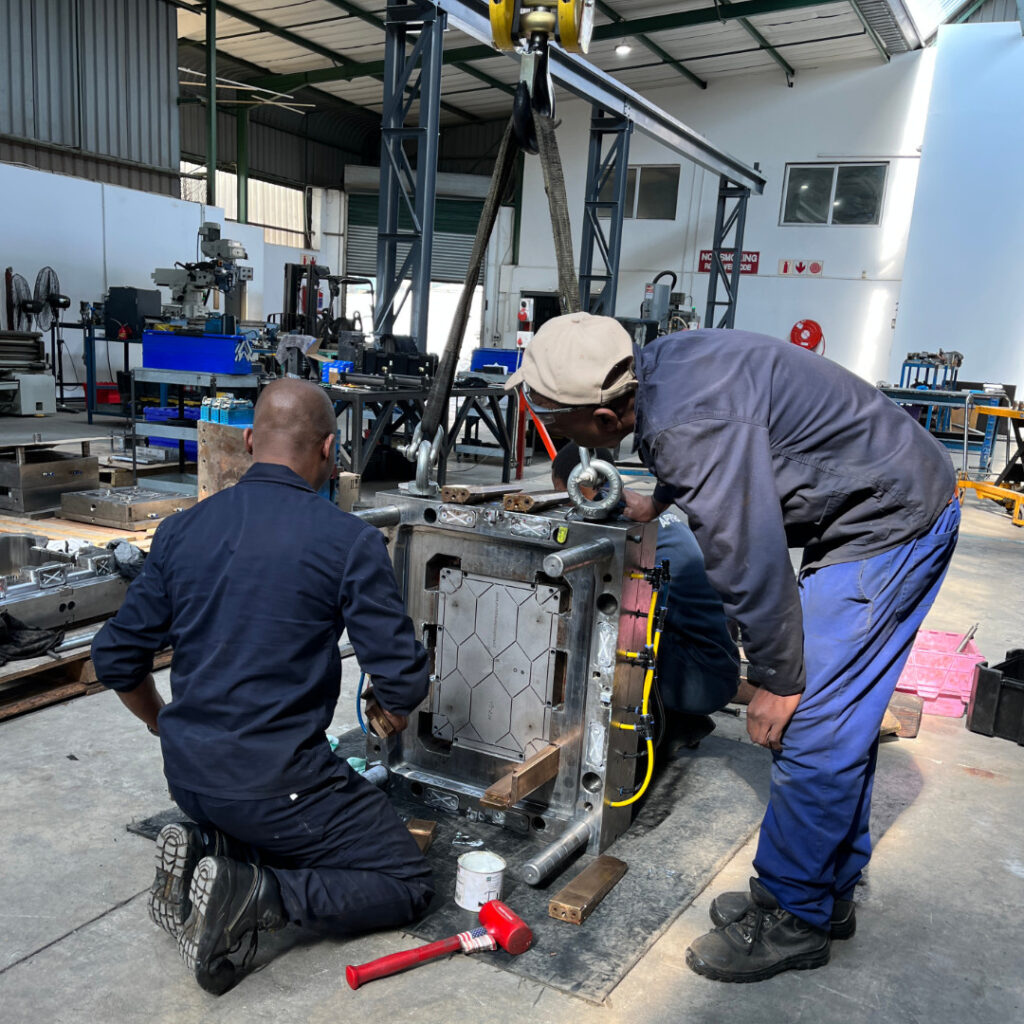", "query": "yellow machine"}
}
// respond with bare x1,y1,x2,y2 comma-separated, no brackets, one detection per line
489,0,595,54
